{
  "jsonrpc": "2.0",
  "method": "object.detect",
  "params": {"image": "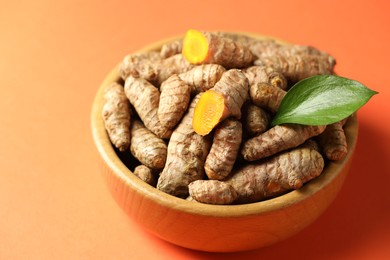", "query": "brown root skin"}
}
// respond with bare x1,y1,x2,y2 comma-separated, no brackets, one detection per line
156,54,194,85
249,83,286,113
179,64,226,93
241,124,326,161
249,39,333,62
209,69,249,120
124,76,172,139
204,31,255,68
188,180,238,205
317,121,348,161
205,119,242,180
192,69,249,136
130,120,167,170
215,32,257,47
255,54,336,83
247,38,283,58
249,39,336,83
102,82,131,152
120,52,193,86
158,75,191,129
160,40,182,58
119,52,162,83
242,103,270,137
300,139,320,152
133,165,156,186
243,66,288,90
227,147,324,204
182,29,255,69
157,95,212,198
